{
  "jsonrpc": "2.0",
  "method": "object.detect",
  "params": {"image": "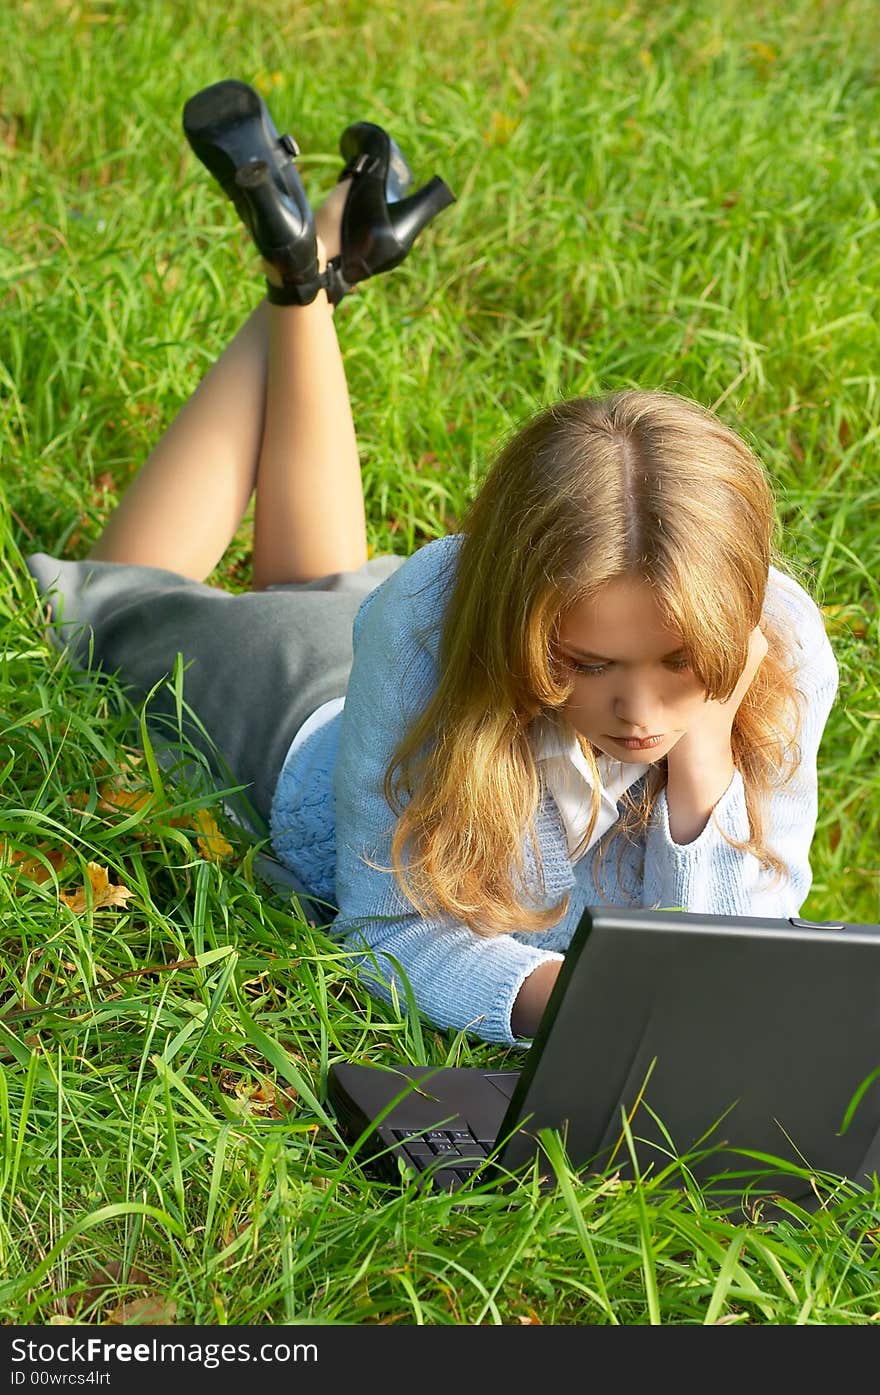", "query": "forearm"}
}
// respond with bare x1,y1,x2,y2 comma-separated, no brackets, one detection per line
646,580,839,915
665,742,735,845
